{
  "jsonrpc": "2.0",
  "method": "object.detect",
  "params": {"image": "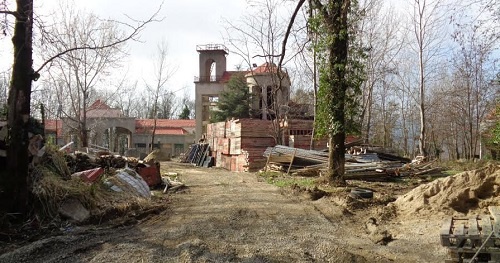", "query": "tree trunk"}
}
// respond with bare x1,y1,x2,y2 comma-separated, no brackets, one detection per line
418,50,426,157
150,117,157,152
2,0,34,216
325,0,350,183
